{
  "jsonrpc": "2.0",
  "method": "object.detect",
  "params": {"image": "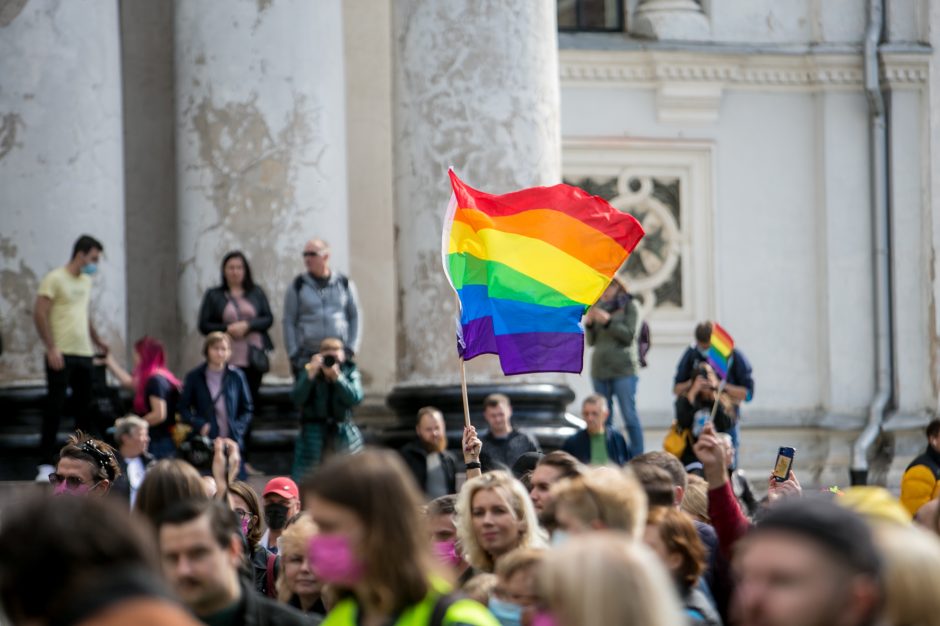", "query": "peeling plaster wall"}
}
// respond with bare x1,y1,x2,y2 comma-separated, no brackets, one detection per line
392,0,562,387
120,0,180,370
0,0,127,385
174,0,348,374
